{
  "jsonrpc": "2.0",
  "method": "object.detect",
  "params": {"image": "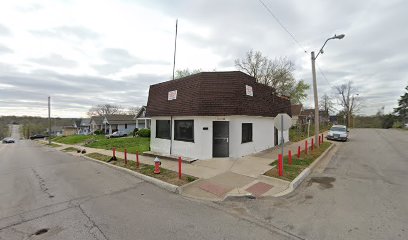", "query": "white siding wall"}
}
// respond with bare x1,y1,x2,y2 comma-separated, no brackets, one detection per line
117,123,136,134
150,115,291,160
